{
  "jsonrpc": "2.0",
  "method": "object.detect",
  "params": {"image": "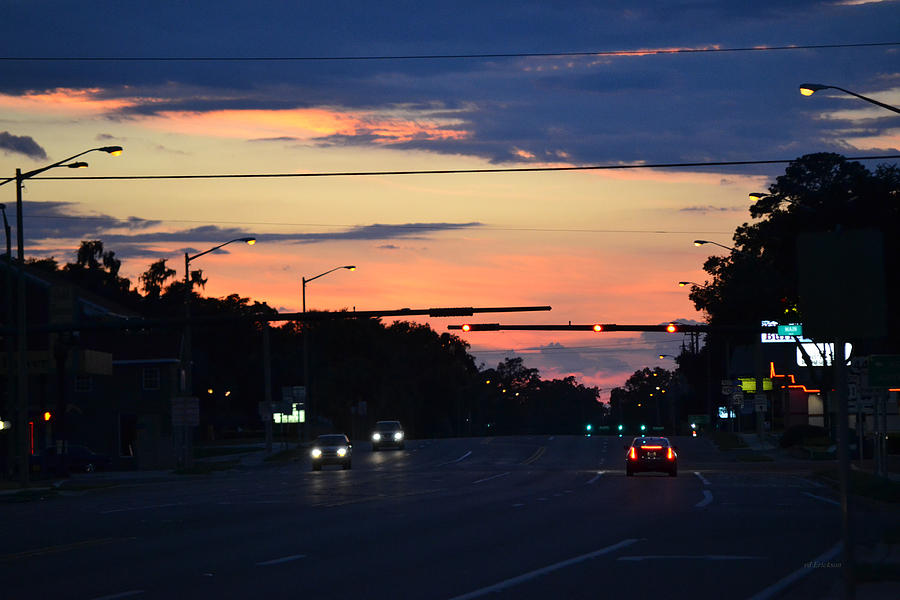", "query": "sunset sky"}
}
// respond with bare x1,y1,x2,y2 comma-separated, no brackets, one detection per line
2,1,899,399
